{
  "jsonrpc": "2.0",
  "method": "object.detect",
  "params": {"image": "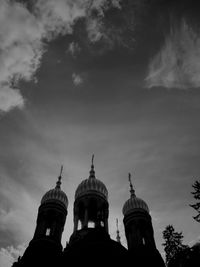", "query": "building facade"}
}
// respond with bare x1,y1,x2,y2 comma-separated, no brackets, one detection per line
12,160,165,267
